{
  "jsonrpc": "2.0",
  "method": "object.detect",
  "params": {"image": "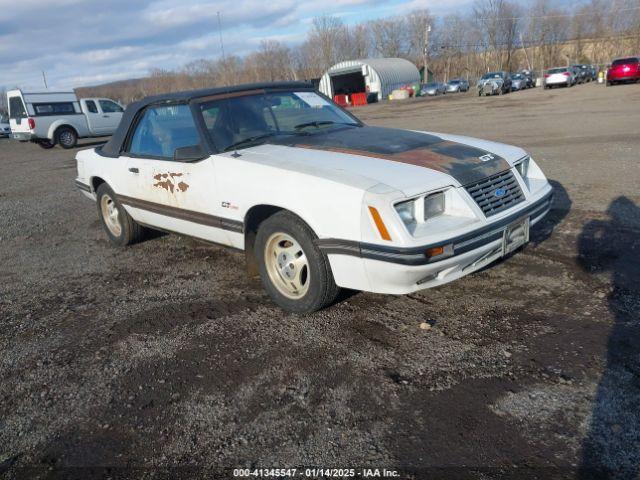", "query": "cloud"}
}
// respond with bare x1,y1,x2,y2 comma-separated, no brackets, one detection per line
0,0,474,90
